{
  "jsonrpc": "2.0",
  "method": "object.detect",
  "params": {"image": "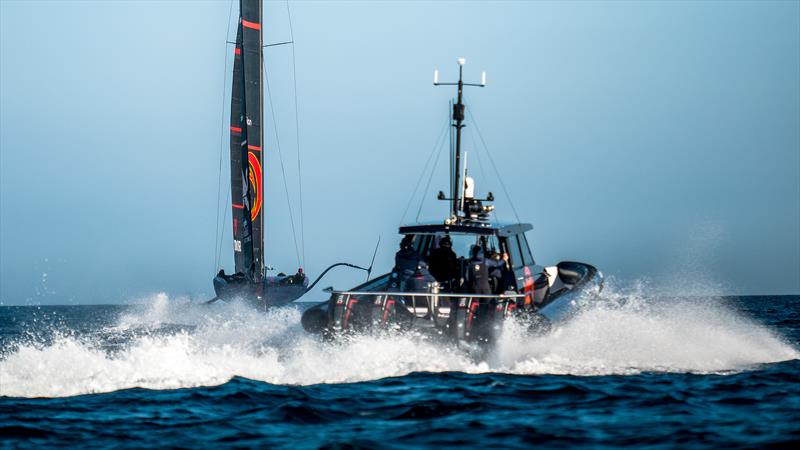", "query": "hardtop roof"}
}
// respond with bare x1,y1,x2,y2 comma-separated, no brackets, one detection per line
398,221,533,237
